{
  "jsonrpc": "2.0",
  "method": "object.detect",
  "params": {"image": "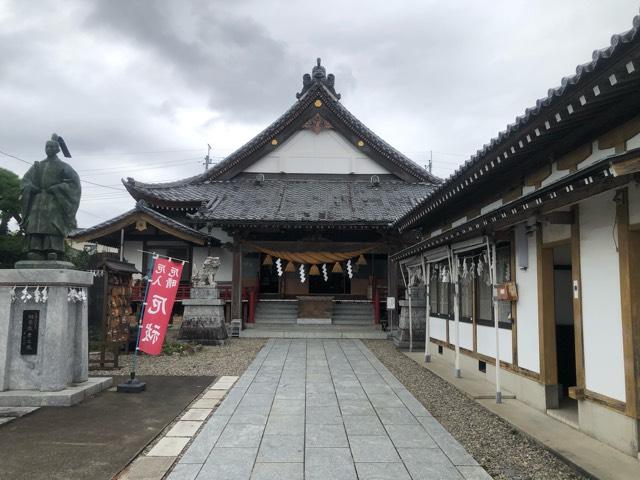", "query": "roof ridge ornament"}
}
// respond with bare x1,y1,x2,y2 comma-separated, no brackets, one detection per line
296,58,341,100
